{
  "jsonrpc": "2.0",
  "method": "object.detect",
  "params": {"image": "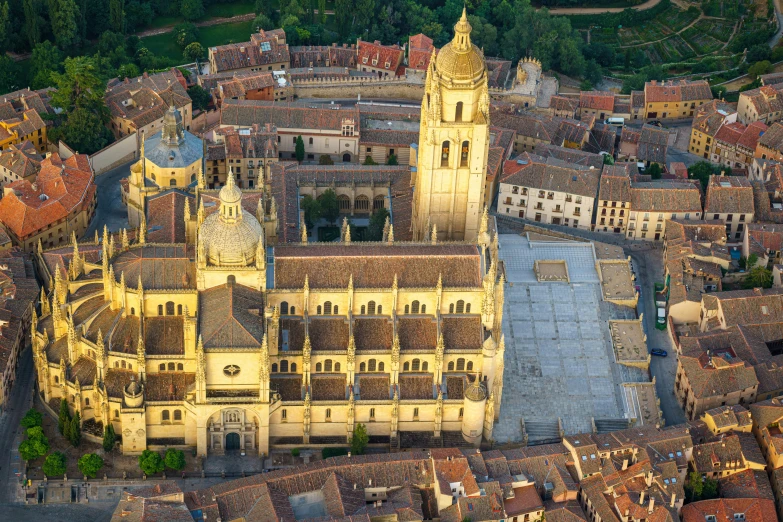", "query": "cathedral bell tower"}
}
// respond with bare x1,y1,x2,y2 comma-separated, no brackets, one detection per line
412,8,490,242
